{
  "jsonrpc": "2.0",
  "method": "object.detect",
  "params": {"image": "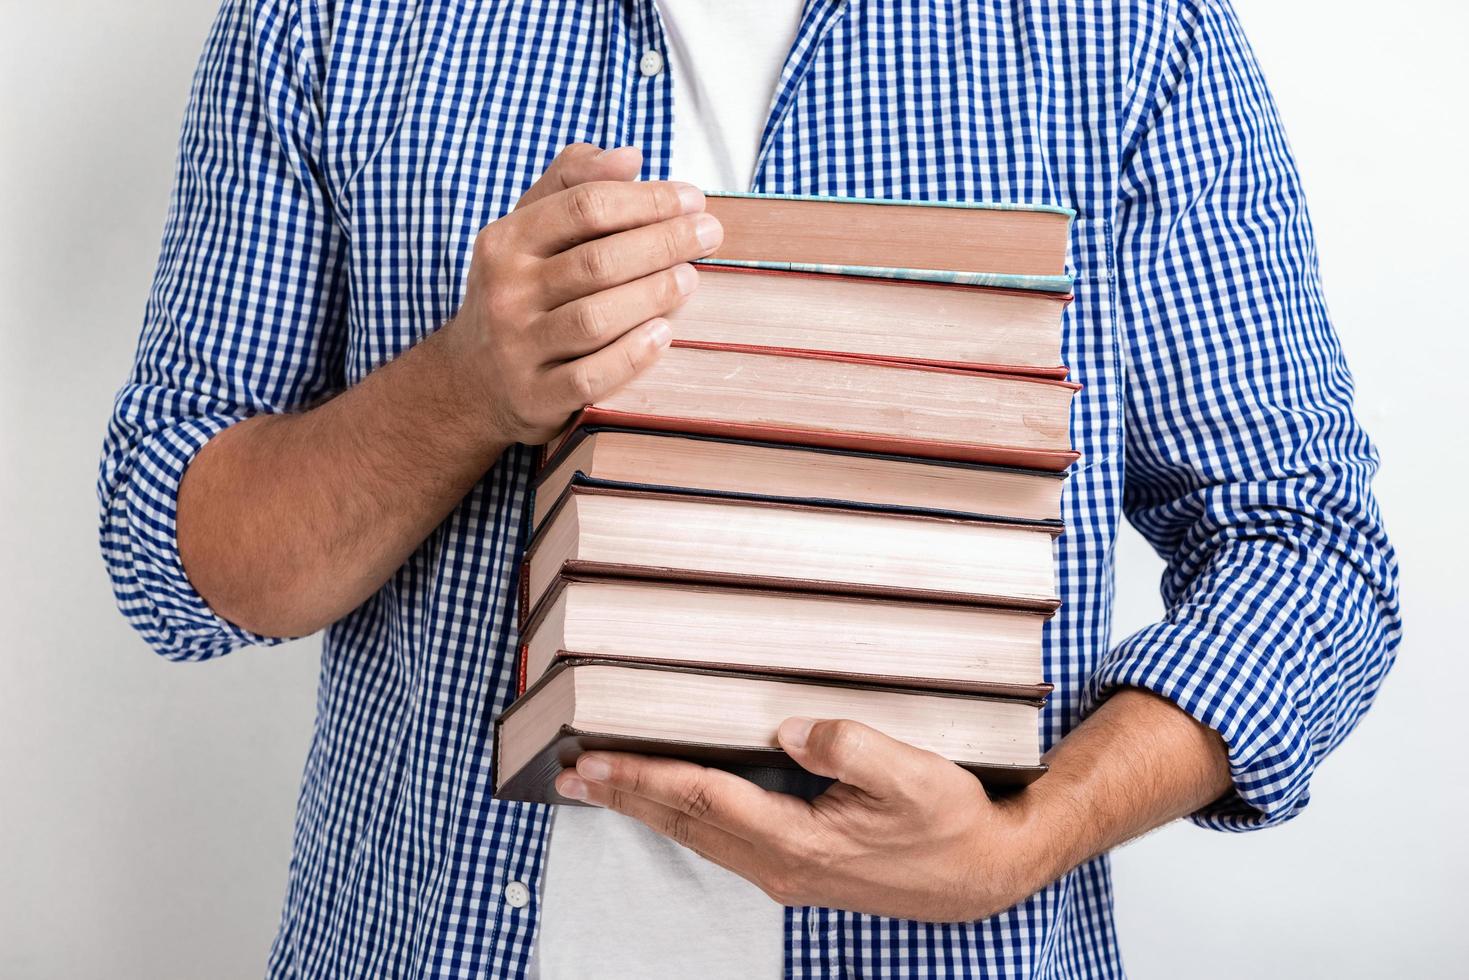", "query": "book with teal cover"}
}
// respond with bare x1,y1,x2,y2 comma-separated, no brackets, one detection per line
696,258,1074,294
702,191,1075,294
705,190,1076,219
